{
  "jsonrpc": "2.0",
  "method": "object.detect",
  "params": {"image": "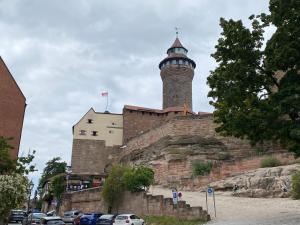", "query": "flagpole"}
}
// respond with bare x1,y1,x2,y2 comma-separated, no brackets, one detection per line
105,94,108,111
